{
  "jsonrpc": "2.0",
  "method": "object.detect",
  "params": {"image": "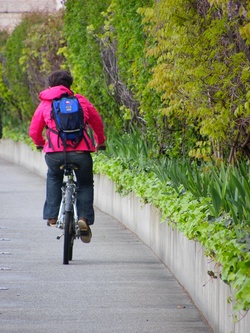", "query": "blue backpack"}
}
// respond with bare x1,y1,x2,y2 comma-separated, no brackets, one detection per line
50,95,85,149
